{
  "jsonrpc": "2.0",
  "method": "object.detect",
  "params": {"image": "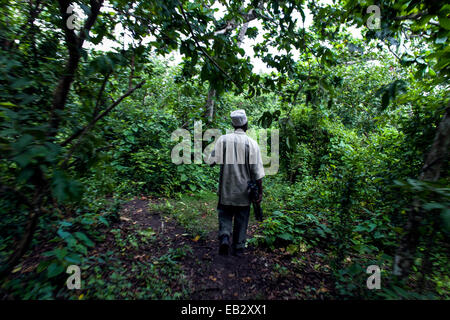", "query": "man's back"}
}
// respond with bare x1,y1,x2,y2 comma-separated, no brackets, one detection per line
211,129,265,206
